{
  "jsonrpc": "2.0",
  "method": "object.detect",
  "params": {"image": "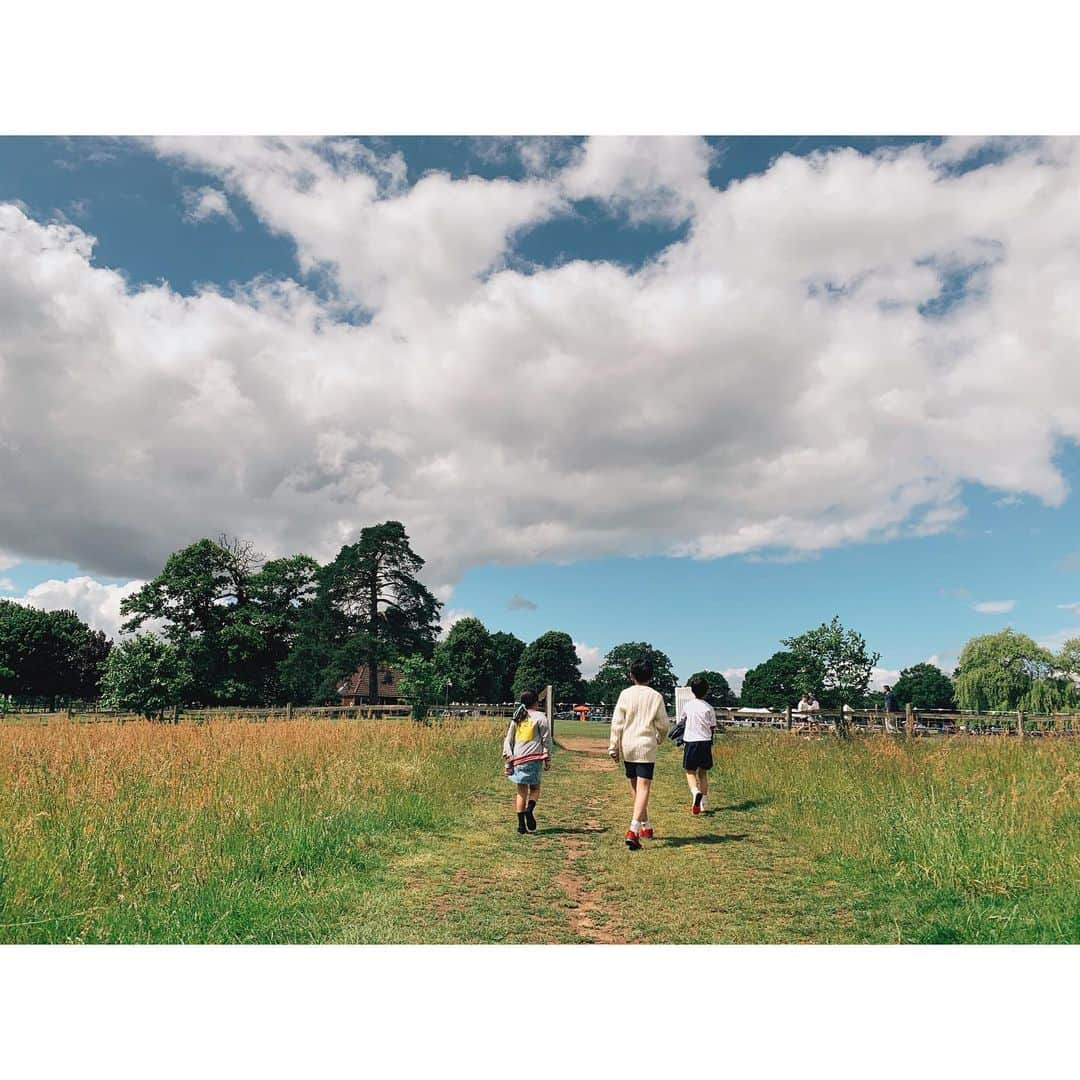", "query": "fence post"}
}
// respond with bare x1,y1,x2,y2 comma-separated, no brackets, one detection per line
785,704,792,732
286,702,293,722
905,702,914,738
1016,709,1024,739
